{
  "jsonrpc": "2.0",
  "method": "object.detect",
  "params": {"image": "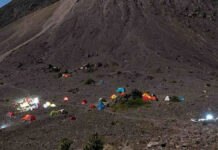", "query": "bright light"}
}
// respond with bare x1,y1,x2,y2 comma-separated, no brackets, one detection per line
33,98,39,104
51,104,56,107
15,97,40,112
43,103,48,108
20,102,29,108
43,101,56,108
0,124,9,129
206,114,214,120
